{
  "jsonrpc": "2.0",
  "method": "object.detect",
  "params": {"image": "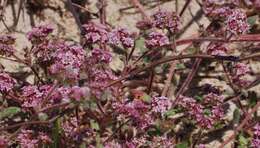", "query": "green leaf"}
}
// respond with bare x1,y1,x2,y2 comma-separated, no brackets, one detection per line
247,15,257,26
164,109,177,117
176,63,186,69
176,141,188,148
194,95,203,101
135,37,147,53
233,108,240,125
238,134,249,147
90,119,100,130
0,107,21,120
51,118,61,148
